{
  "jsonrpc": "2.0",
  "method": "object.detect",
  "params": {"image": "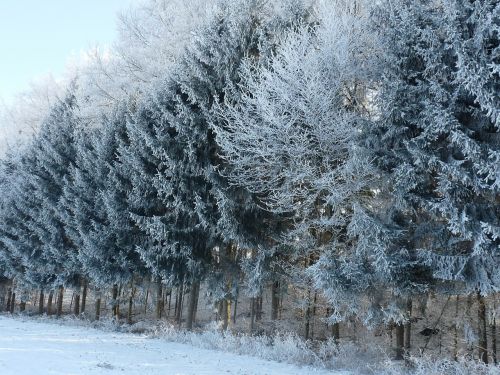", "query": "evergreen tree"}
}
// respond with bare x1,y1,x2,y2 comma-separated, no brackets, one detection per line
65,104,144,288
30,90,81,290
0,93,81,297
0,149,33,284
370,0,499,298
215,2,379,324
